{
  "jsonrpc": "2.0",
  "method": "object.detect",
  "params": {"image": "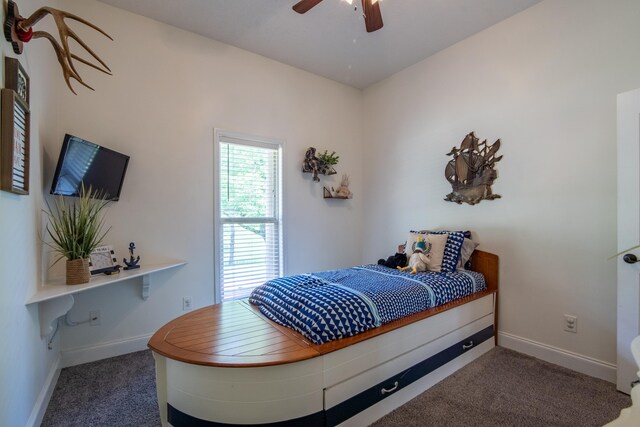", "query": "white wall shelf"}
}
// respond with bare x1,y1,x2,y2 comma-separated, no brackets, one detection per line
27,260,186,337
